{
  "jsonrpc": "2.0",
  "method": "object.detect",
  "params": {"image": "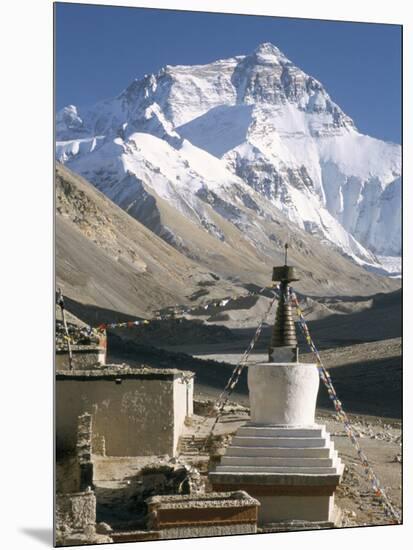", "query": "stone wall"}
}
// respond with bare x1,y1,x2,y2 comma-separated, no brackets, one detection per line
56,345,106,371
55,489,112,546
76,413,94,490
56,367,194,457
56,490,96,532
